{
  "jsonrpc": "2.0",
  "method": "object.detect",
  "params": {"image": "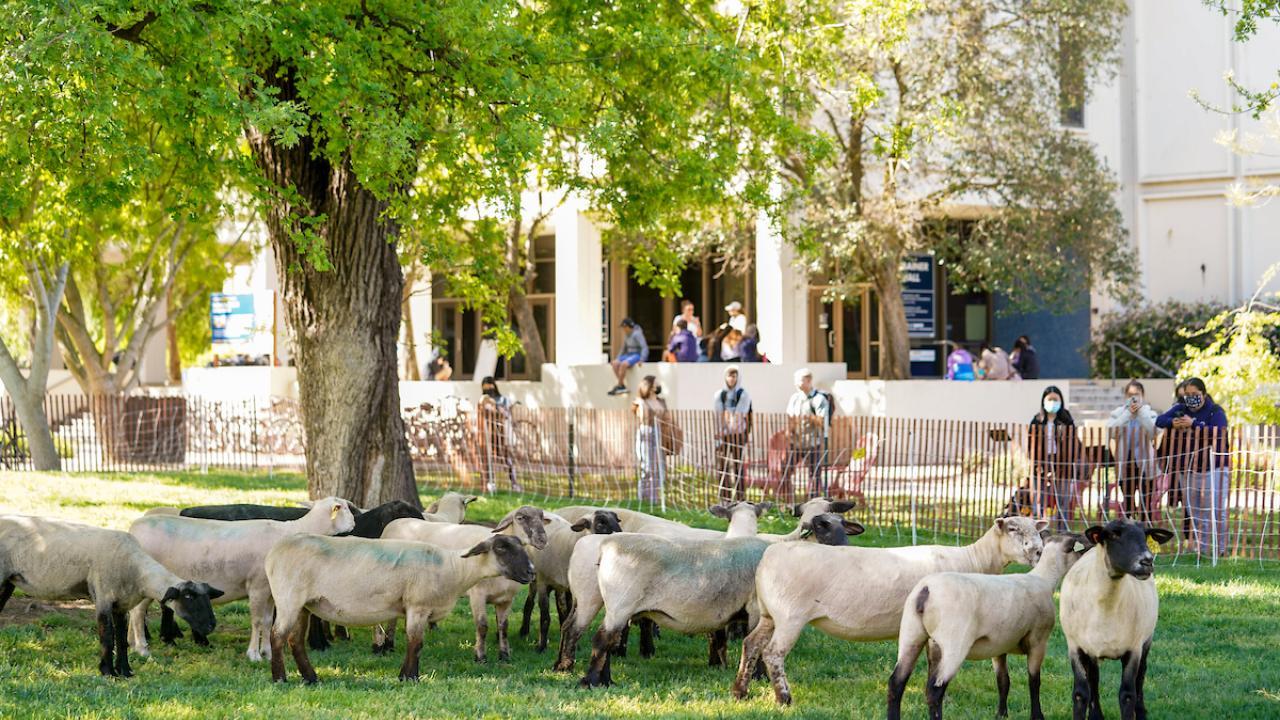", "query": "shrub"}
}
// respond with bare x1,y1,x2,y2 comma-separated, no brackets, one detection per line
1087,299,1280,379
